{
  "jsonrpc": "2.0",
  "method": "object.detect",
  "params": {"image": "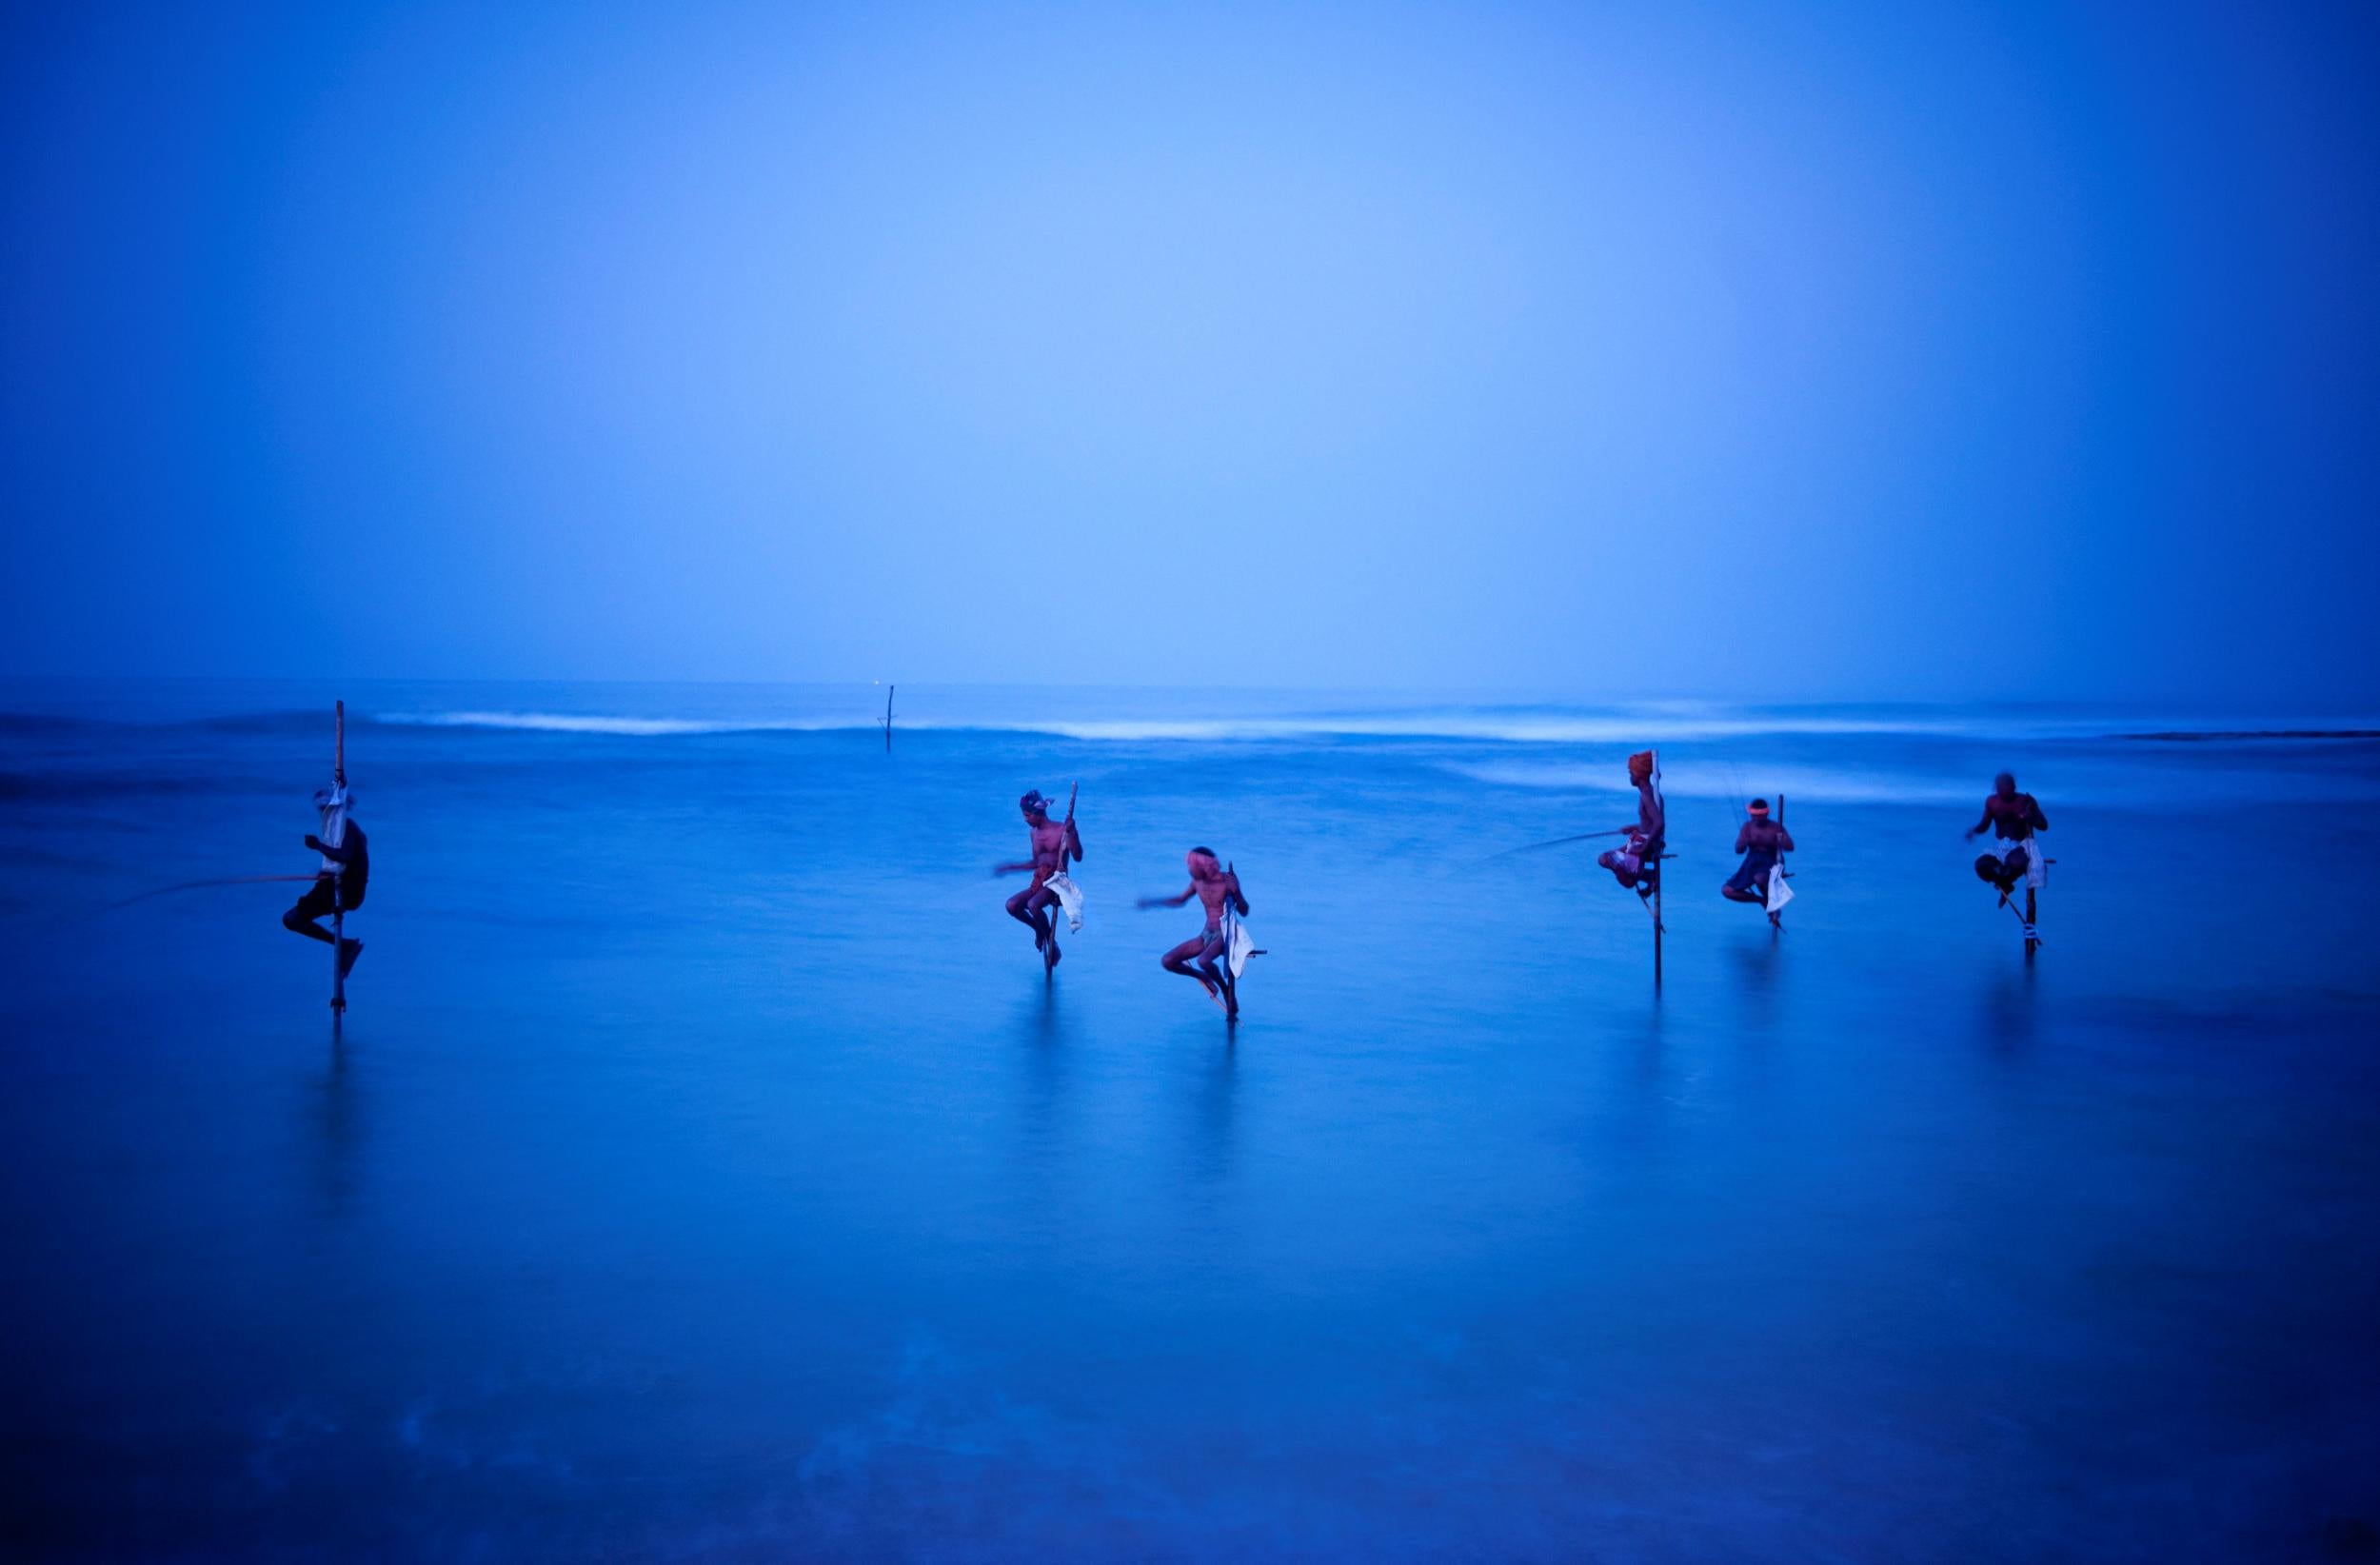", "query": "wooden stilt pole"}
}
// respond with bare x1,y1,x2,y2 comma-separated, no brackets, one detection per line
1651,748,1664,989
1653,869,1663,987
2024,883,2037,960
1770,793,1787,931
883,683,895,752
330,701,347,1025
